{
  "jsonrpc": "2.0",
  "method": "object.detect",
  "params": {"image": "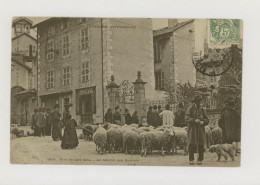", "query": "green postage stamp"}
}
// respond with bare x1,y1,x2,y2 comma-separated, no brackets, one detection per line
209,19,240,44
